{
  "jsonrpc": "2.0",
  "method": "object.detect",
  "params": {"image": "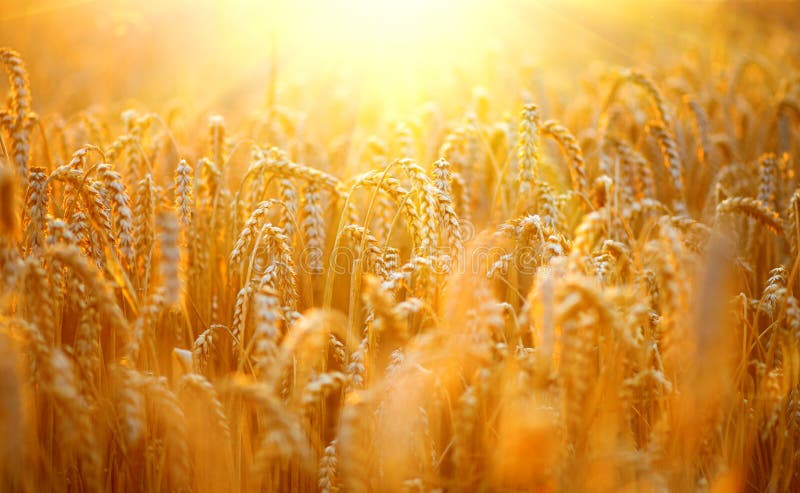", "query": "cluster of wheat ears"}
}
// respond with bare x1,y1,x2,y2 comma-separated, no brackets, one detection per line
1,24,800,492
